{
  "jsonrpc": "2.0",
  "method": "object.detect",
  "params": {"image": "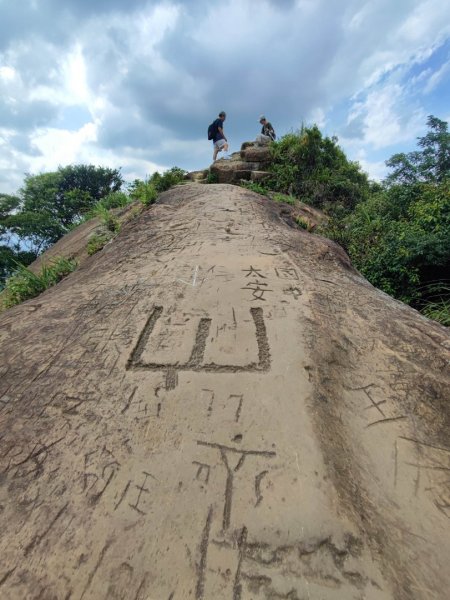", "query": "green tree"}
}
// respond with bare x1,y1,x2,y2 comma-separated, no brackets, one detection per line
0,193,21,221
20,165,123,230
1,194,37,286
322,115,450,324
6,165,123,251
57,164,123,202
386,115,450,185
334,181,450,303
0,165,124,285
